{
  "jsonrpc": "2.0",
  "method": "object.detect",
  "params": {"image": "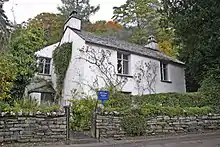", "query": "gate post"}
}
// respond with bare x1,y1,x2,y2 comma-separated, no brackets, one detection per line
64,105,70,145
